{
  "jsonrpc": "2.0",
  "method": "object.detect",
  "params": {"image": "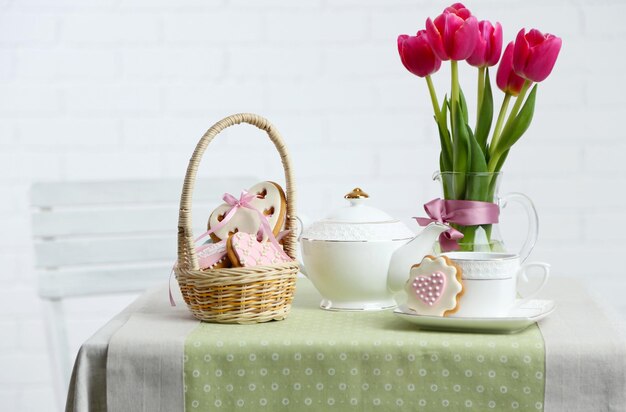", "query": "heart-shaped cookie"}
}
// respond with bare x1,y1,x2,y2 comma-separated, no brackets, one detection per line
226,232,292,268
207,181,287,242
196,240,230,270
404,255,464,317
